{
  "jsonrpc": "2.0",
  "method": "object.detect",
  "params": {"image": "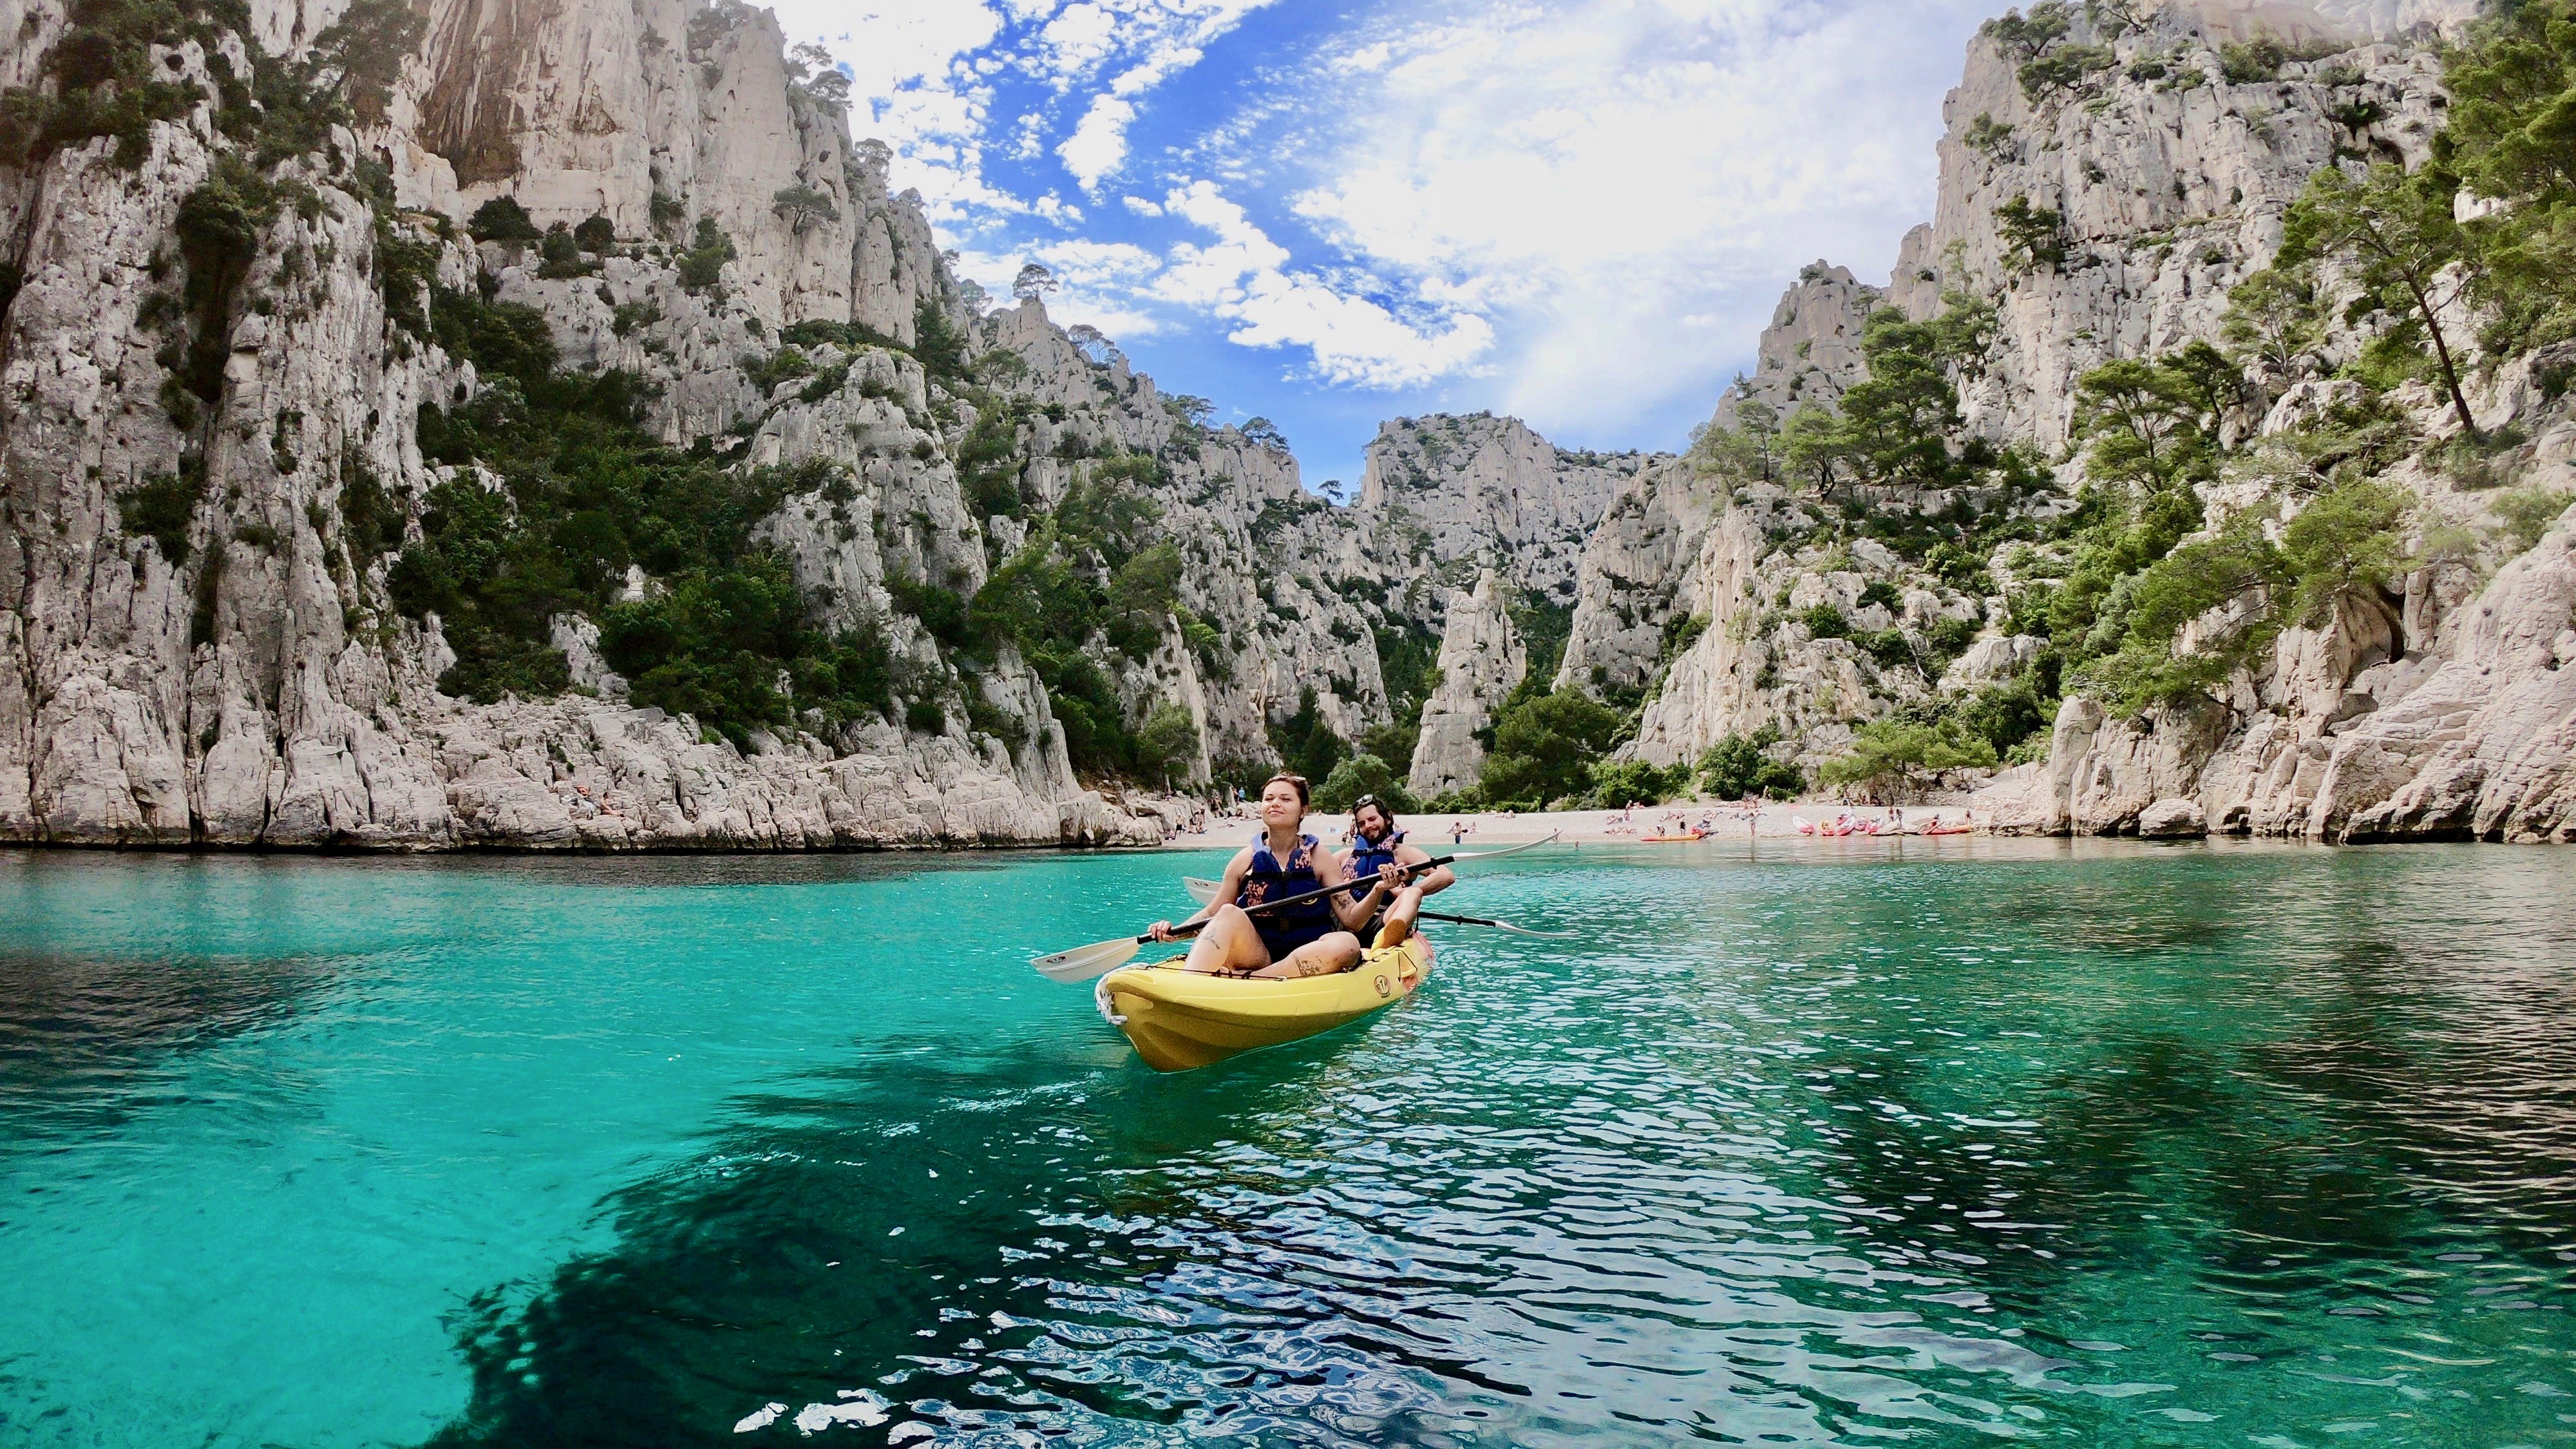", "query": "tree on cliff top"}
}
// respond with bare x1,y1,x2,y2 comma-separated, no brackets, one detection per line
310,0,426,126
1777,308,1967,501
